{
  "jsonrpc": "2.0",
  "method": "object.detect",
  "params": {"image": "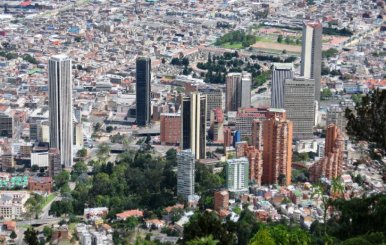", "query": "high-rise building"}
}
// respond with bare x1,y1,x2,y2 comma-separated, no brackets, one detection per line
226,72,251,112
136,57,151,126
236,144,263,186
48,148,61,177
235,108,268,141
0,113,13,138
226,157,249,192
49,55,73,168
160,113,181,145
252,119,263,150
263,109,293,185
301,21,322,101
73,123,83,149
214,190,229,211
223,127,233,148
284,77,315,140
180,92,207,160
177,149,195,199
198,87,224,119
209,108,224,143
310,124,344,181
37,120,50,143
327,104,349,135
271,63,294,108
